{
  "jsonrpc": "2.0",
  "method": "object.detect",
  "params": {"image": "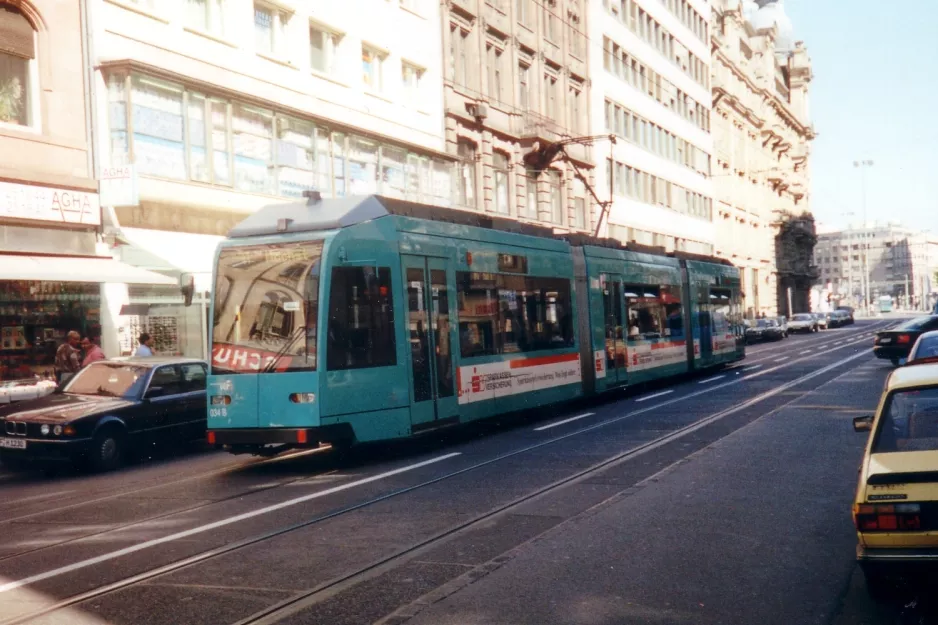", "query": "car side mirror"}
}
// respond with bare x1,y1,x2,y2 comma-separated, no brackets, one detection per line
853,416,873,433
145,386,165,400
